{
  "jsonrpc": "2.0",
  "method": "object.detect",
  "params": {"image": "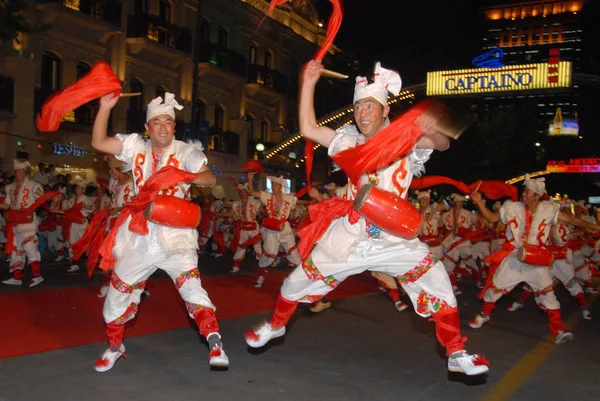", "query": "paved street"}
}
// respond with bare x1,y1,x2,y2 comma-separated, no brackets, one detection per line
1,251,599,401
